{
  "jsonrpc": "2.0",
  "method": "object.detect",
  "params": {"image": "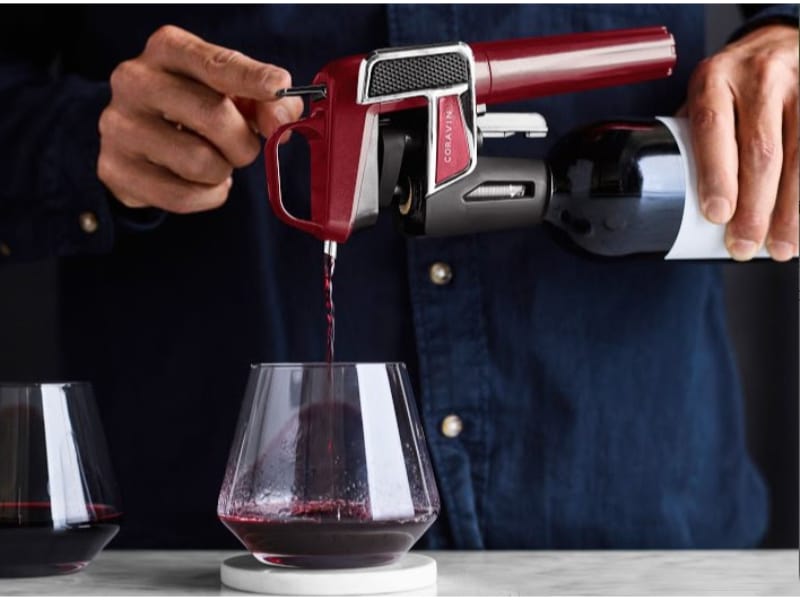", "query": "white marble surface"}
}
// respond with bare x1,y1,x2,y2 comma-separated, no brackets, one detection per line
0,550,798,596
